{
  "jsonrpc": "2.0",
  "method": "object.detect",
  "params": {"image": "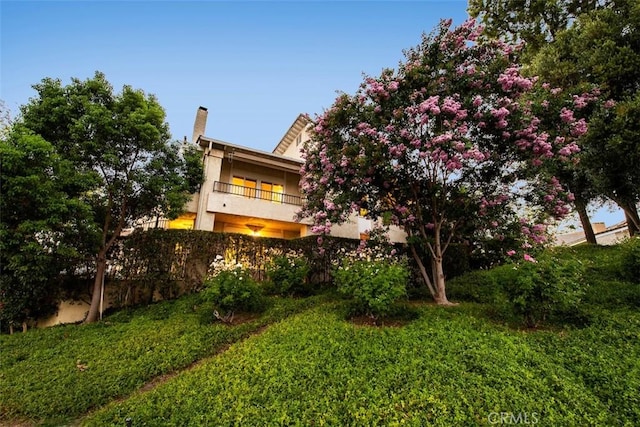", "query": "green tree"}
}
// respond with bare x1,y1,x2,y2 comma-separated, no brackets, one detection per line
0,122,96,331
468,0,607,58
18,72,202,323
530,0,640,232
